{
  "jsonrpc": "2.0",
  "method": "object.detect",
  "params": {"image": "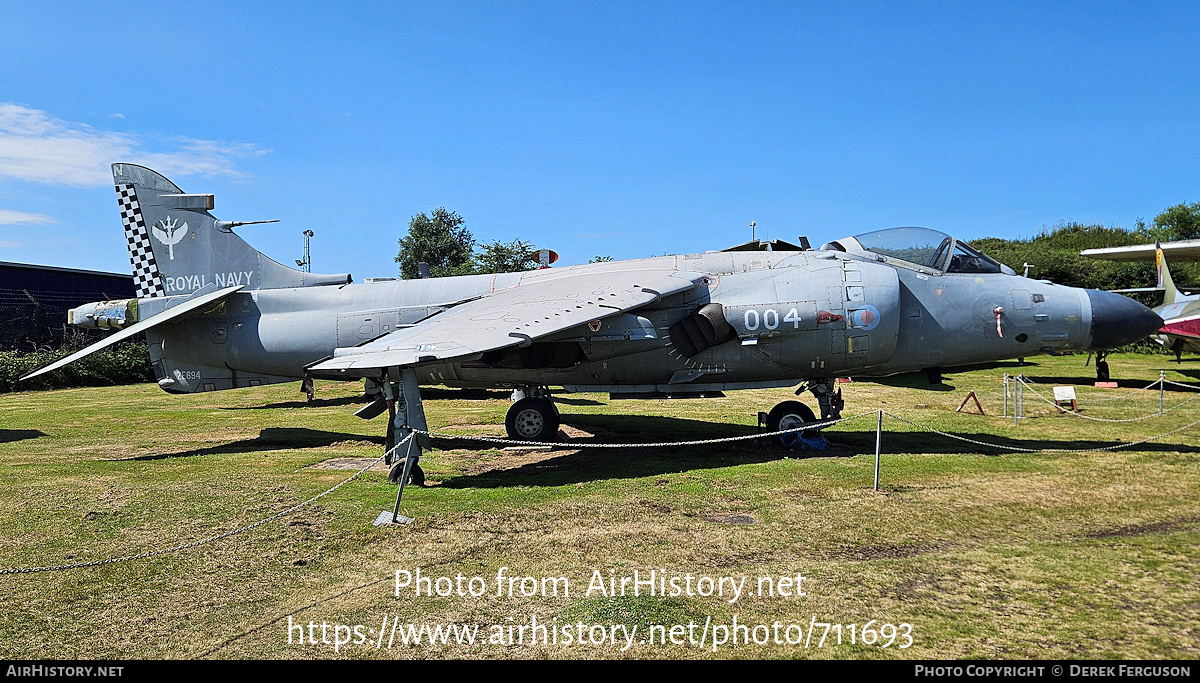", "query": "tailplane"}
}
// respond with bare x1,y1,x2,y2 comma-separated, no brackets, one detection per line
112,164,350,298
1156,242,1181,305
